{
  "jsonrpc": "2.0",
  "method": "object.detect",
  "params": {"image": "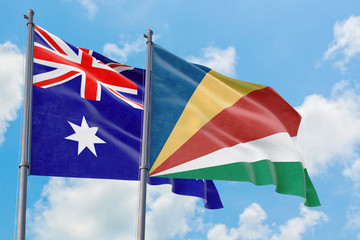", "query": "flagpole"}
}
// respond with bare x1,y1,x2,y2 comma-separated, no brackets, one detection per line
17,9,35,240
137,29,153,240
